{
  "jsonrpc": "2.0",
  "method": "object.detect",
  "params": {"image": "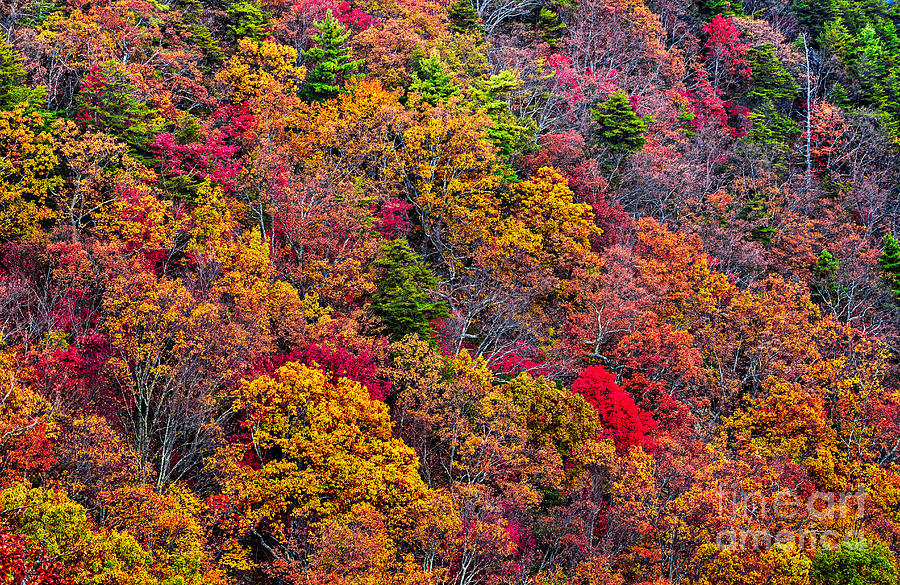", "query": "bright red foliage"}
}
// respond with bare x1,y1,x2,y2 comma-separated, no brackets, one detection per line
702,14,751,88
572,365,658,453
0,530,73,585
